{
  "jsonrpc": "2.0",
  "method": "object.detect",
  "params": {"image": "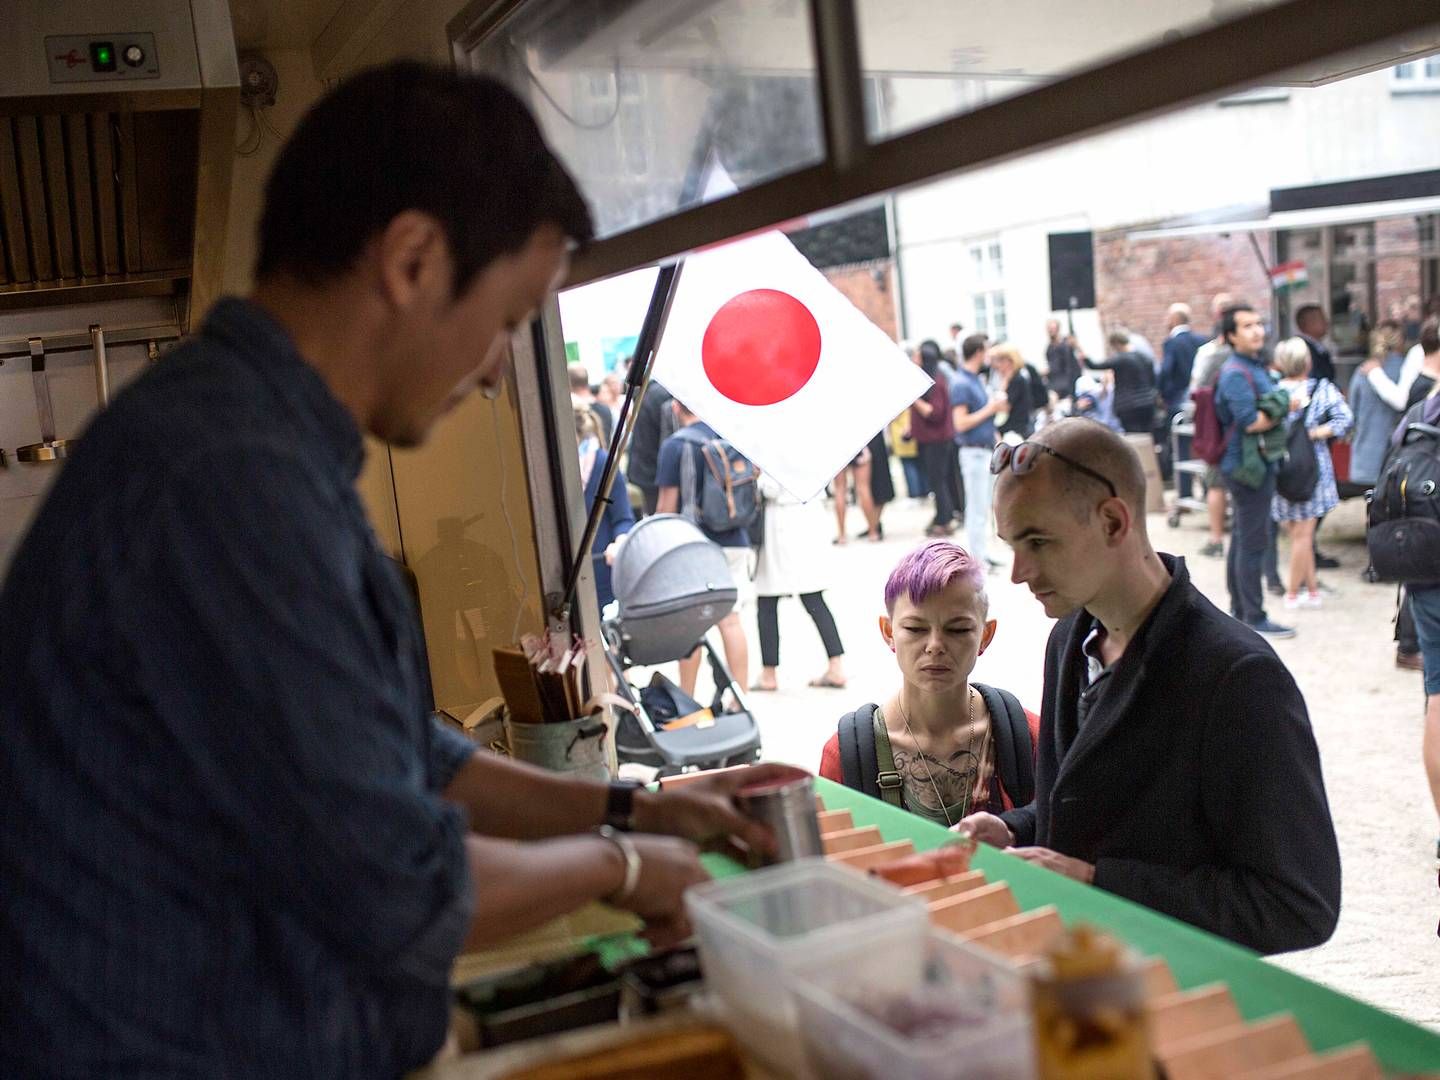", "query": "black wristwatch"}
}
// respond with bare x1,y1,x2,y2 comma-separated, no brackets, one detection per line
605,779,645,832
